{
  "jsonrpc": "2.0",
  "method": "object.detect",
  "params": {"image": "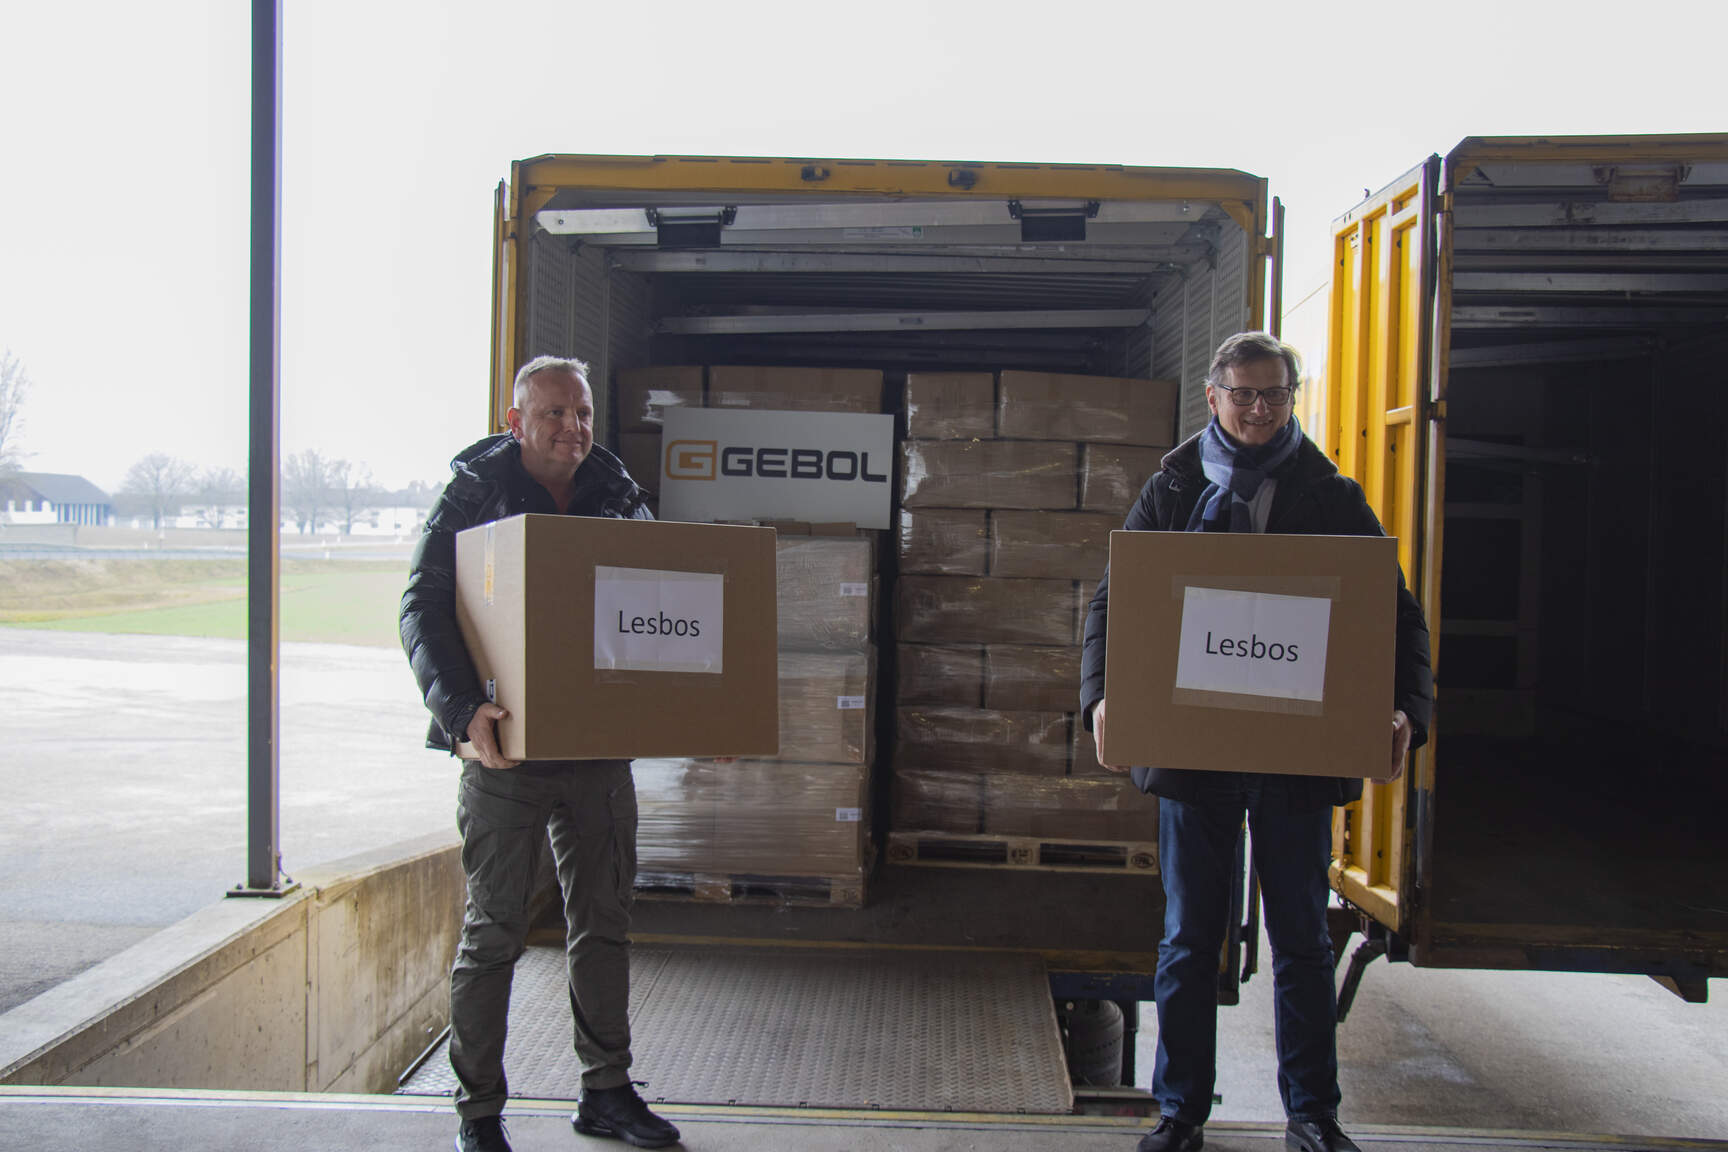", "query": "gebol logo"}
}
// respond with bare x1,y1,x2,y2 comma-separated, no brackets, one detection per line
662,409,895,530
593,566,725,674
